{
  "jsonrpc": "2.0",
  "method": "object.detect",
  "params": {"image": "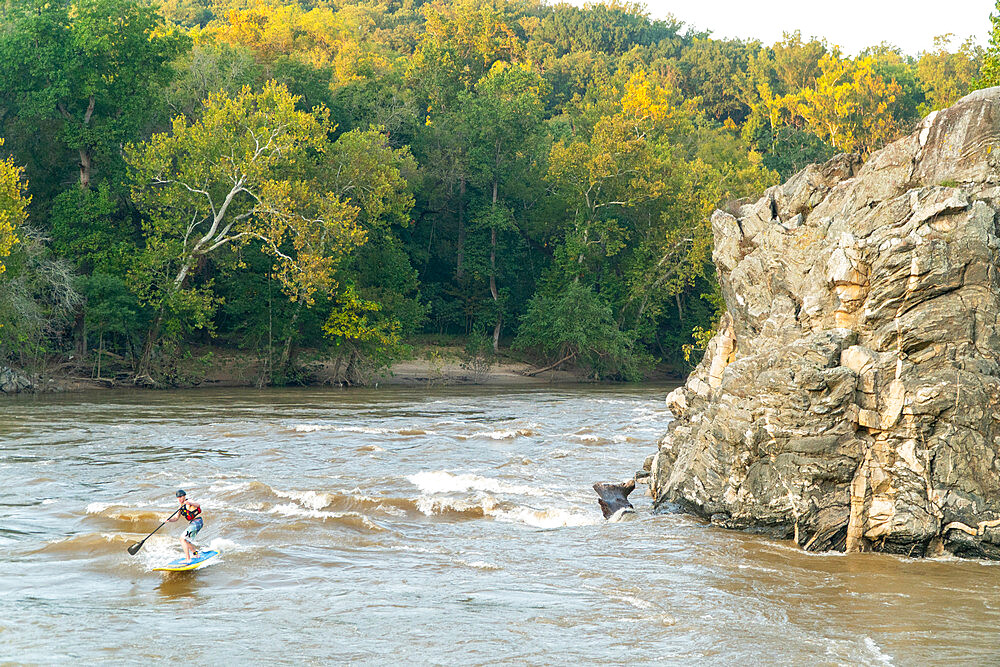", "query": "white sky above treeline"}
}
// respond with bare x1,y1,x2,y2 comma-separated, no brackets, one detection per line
591,1,995,56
